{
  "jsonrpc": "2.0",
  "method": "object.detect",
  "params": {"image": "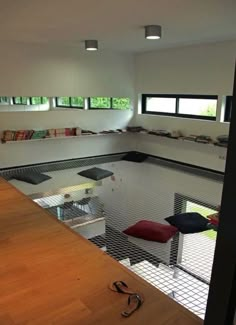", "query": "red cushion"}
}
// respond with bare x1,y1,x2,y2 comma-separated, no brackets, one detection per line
123,220,178,243
207,217,219,226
